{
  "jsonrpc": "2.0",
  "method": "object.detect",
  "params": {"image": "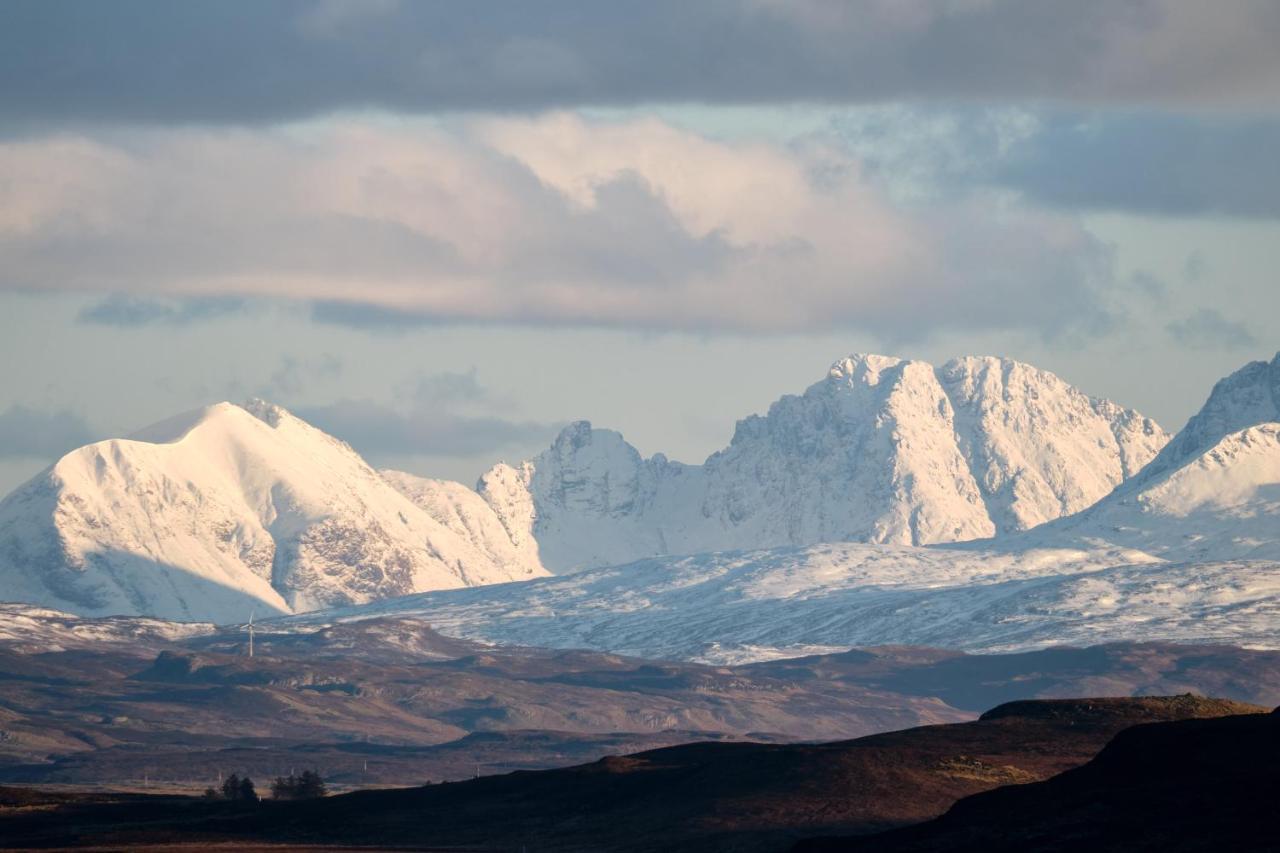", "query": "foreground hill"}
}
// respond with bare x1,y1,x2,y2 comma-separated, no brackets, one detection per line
477,354,1167,571
0,400,547,621
0,697,1263,852
808,706,1280,852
